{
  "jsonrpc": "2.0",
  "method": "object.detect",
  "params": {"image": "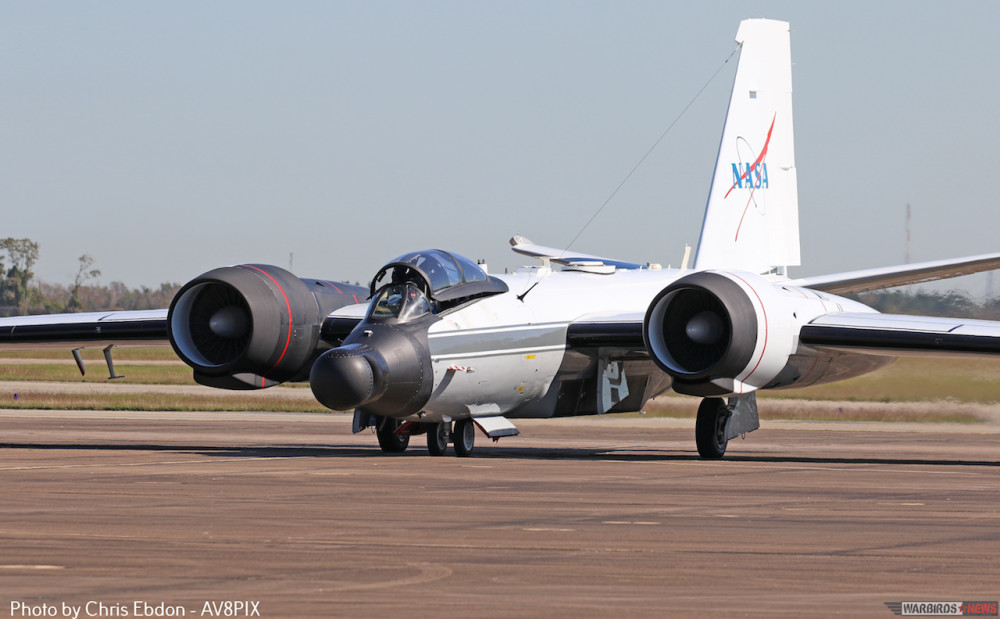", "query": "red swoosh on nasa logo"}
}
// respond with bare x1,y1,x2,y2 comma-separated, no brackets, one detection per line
725,113,776,200
733,114,776,242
